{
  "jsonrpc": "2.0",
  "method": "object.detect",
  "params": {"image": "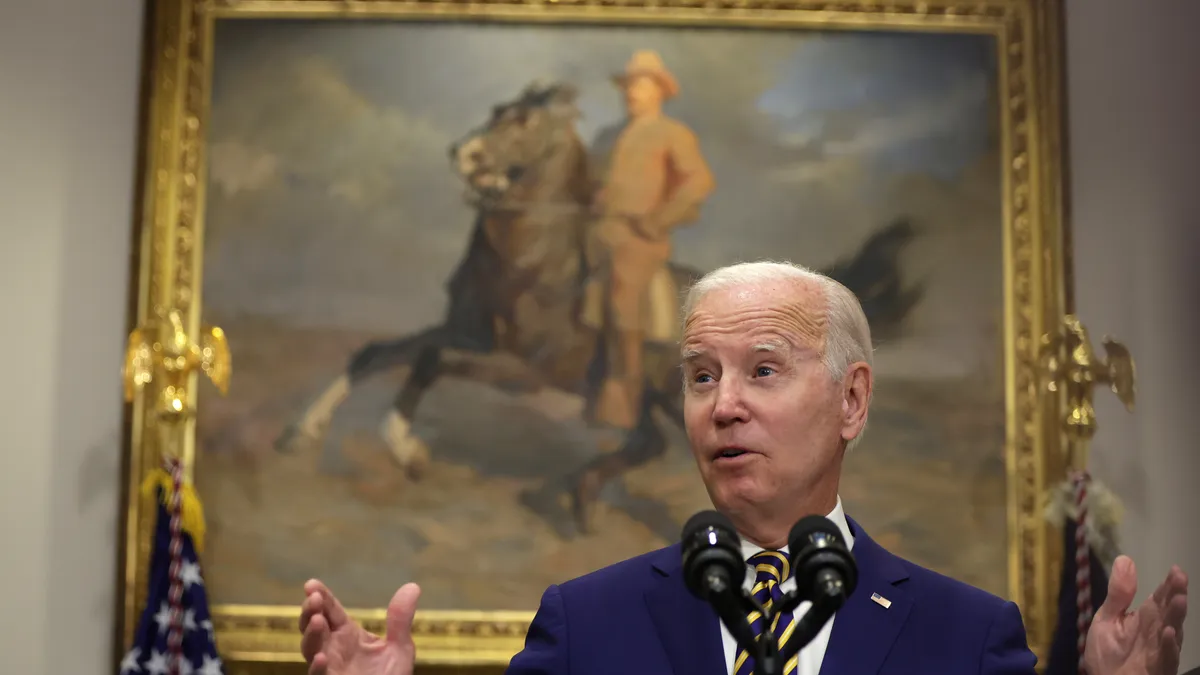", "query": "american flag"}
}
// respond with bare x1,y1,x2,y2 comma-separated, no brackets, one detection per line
119,458,225,675
1045,471,1114,675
